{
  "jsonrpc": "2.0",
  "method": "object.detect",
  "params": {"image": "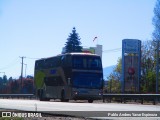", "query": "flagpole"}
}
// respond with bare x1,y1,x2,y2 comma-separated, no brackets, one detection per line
93,36,98,45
